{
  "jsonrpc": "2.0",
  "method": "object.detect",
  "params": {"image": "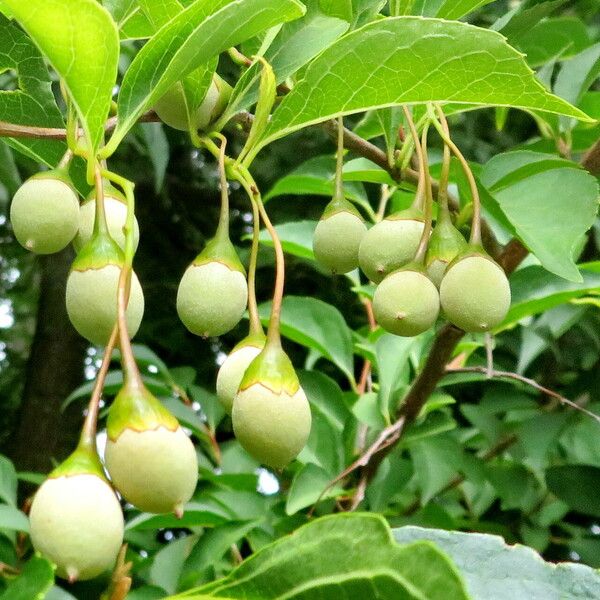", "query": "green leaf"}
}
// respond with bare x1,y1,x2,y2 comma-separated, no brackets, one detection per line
4,0,119,153
497,0,566,42
256,16,590,153
435,0,496,20
0,15,66,168
481,153,598,281
286,463,345,514
140,122,170,193
174,513,468,599
126,504,229,531
0,455,17,507
110,0,306,150
394,525,600,600
0,556,54,600
319,0,352,21
0,505,30,532
546,465,600,518
258,296,355,384
554,42,600,108
505,263,600,325
103,0,154,40
257,220,317,261
151,535,197,595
